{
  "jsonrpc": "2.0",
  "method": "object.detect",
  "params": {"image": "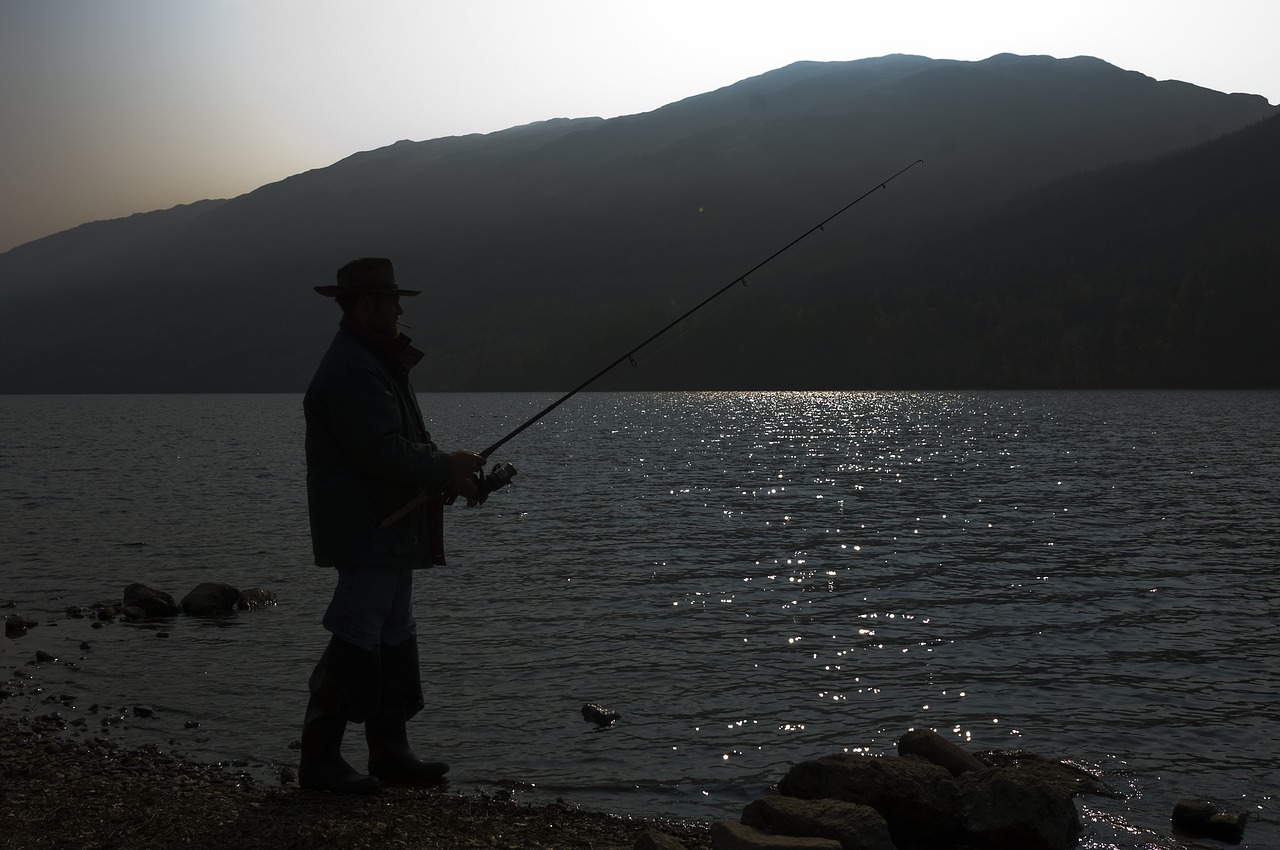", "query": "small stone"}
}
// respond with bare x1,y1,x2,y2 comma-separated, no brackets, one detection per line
133,706,155,718
581,702,620,727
